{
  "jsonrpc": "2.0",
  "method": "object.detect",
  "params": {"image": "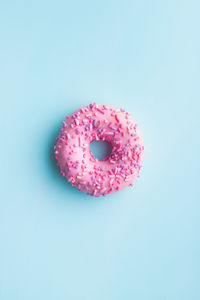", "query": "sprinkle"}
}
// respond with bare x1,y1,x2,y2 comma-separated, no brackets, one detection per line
110,159,115,164
86,113,92,118
92,102,96,109
115,115,120,123
110,178,114,185
96,108,105,114
74,120,79,126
